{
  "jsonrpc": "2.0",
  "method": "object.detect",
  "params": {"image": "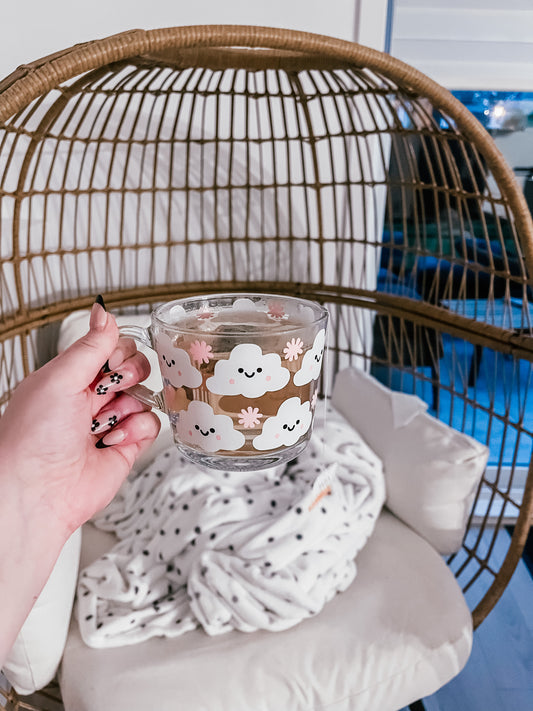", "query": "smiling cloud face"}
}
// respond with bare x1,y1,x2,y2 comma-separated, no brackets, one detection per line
252,397,312,451
176,401,245,452
206,343,290,398
293,329,326,386
156,332,202,389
